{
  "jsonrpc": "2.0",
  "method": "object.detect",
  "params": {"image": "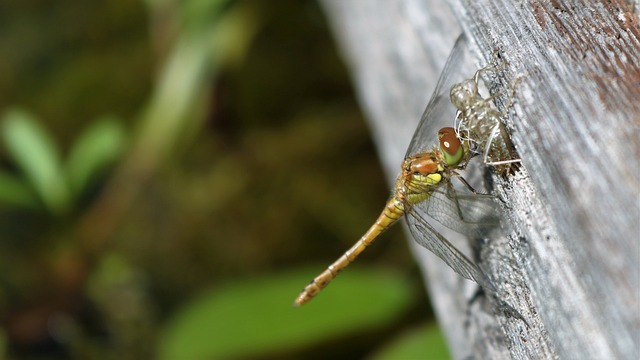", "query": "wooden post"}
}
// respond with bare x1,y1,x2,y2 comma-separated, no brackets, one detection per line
320,1,640,359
